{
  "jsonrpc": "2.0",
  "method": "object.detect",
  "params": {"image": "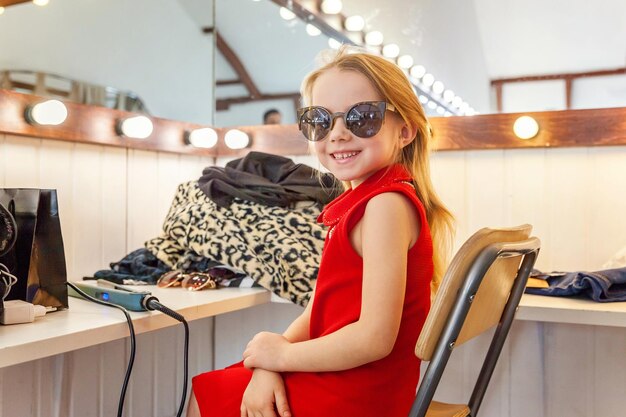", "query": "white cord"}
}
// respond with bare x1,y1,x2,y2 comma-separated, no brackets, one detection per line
0,263,17,301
